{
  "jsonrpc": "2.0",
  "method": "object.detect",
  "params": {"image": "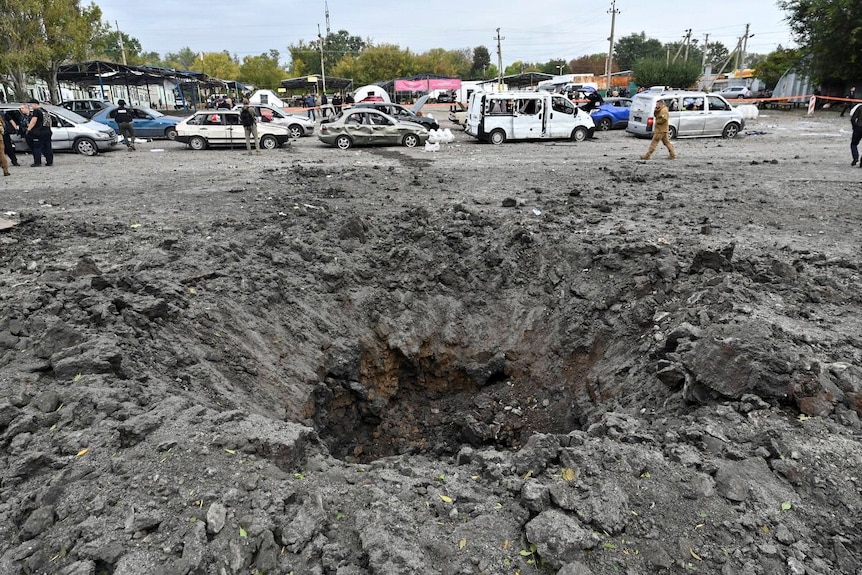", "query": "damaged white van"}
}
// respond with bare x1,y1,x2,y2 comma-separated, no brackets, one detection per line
465,92,595,144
